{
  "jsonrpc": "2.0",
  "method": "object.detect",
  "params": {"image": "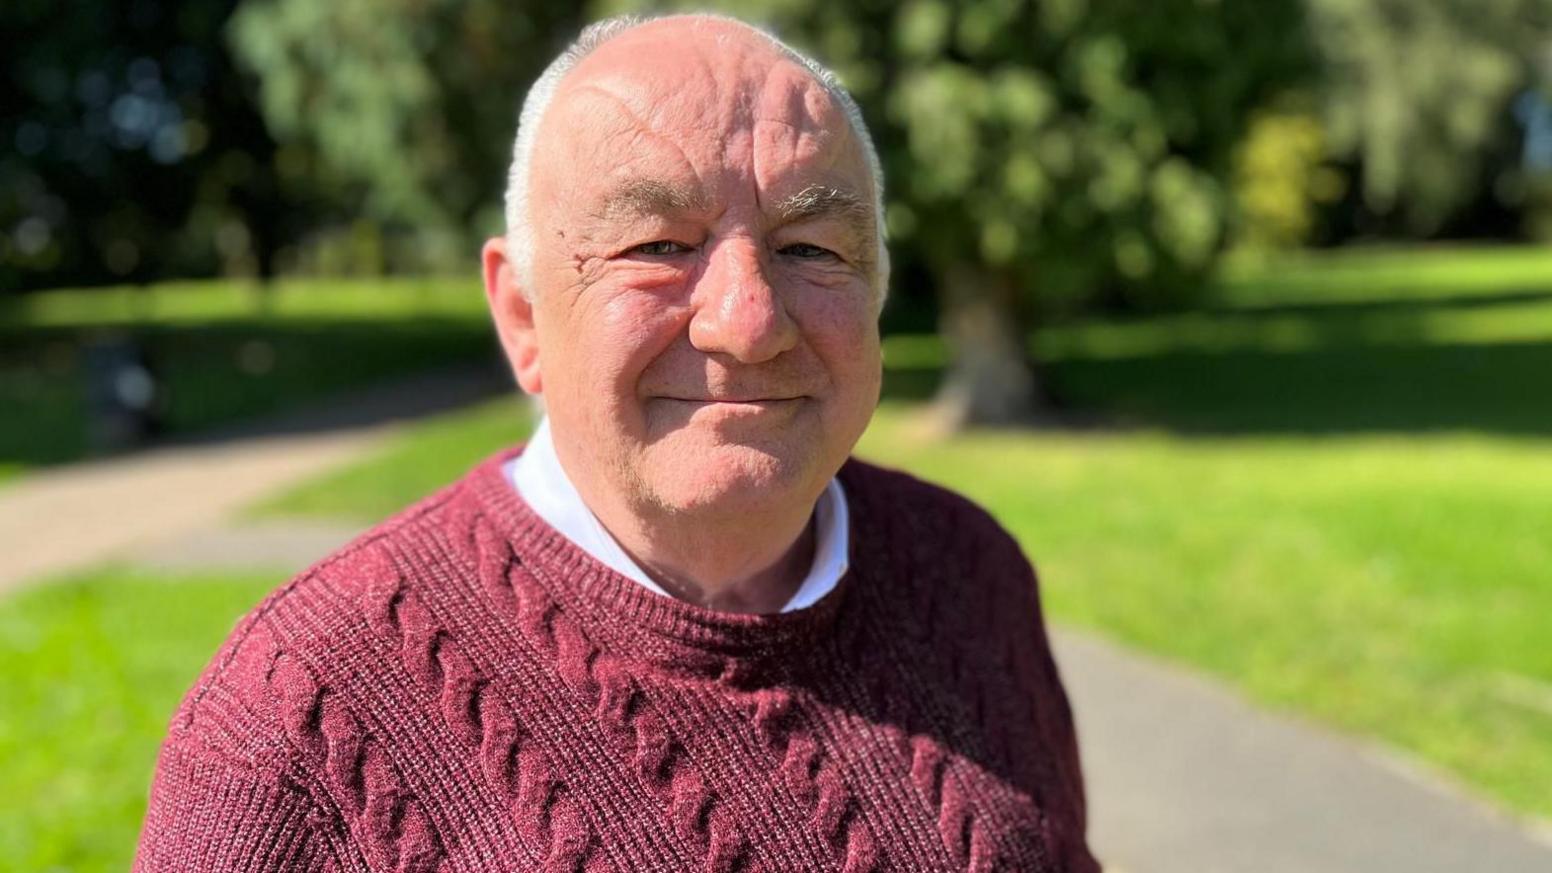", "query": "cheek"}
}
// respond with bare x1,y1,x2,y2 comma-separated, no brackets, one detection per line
543,280,693,403
793,285,881,392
